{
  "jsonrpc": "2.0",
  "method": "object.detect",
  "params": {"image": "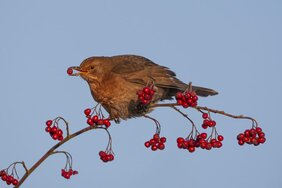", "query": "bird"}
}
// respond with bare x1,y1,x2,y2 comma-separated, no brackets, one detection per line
69,55,218,122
